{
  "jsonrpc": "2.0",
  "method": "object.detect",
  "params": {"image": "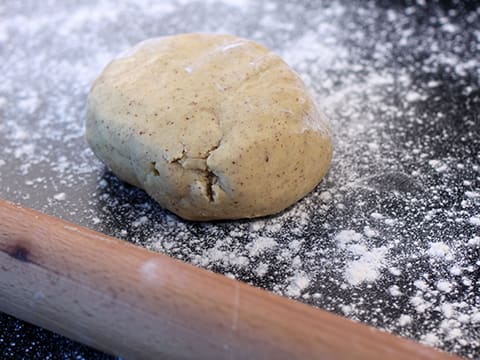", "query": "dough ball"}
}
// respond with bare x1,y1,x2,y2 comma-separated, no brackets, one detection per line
86,33,333,221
